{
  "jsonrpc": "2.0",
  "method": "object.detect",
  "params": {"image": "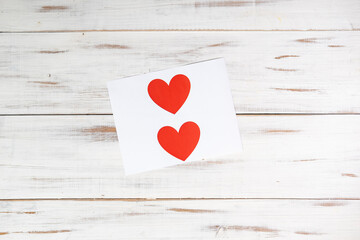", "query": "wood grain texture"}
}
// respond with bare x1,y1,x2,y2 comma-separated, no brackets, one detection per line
0,115,359,199
1,0,359,238
0,0,359,237
1,31,360,114
0,0,359,31
0,199,359,239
